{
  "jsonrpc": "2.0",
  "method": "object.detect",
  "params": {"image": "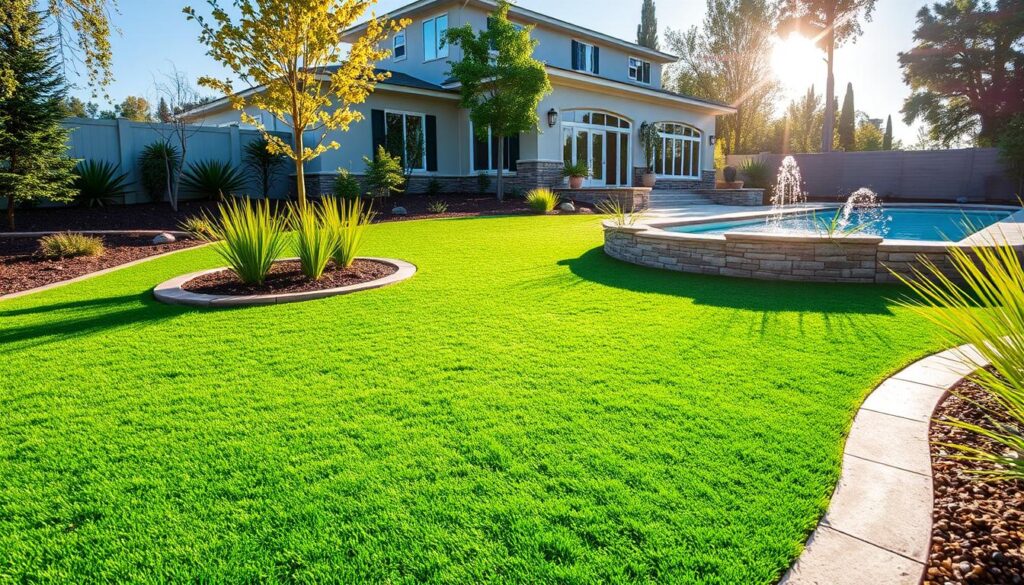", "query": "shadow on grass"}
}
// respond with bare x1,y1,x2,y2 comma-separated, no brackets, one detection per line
0,291,184,350
558,247,899,315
